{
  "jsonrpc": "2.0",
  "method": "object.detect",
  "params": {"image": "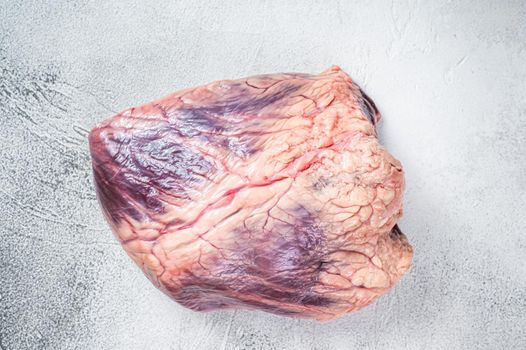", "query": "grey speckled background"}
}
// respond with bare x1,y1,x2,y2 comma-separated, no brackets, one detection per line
1,1,525,349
